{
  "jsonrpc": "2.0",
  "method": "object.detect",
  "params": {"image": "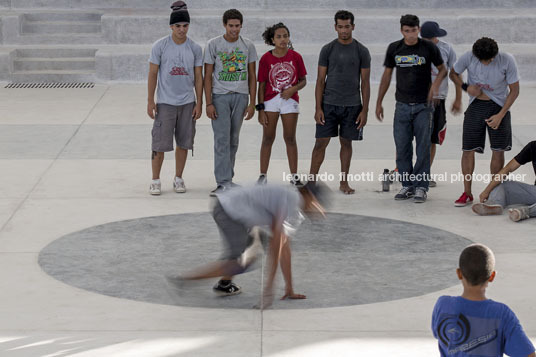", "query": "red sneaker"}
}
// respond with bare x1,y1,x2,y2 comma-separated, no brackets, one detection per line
455,192,474,207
